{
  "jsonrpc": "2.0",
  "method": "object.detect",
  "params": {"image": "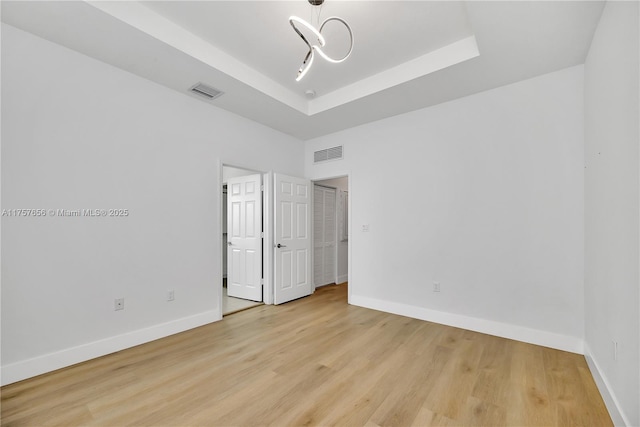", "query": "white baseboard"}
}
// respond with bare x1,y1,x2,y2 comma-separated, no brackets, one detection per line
1,309,221,386
336,274,348,284
350,294,583,354
584,343,630,426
